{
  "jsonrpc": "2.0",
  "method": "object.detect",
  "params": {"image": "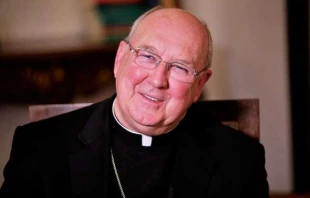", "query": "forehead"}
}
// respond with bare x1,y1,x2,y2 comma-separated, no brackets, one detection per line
130,9,208,66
